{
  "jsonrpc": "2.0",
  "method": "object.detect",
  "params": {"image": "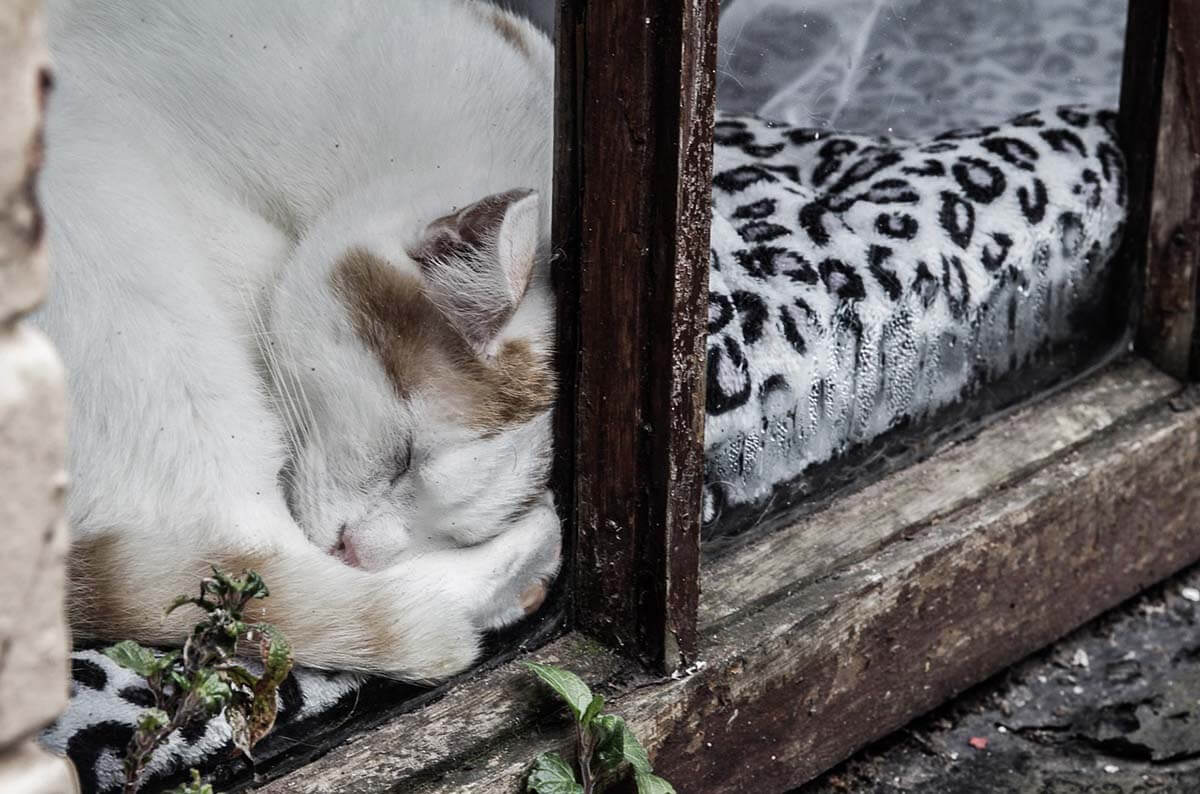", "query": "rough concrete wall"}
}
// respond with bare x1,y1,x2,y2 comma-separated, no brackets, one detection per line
0,0,77,791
